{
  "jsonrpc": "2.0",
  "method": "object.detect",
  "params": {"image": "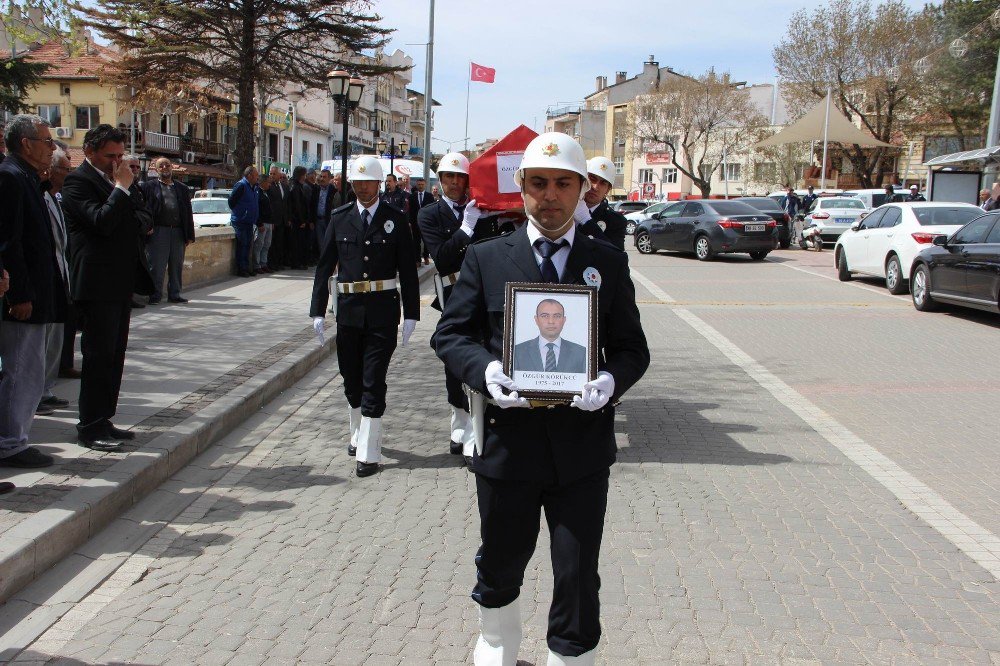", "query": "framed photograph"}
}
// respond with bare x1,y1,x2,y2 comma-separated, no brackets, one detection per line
502,282,598,402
